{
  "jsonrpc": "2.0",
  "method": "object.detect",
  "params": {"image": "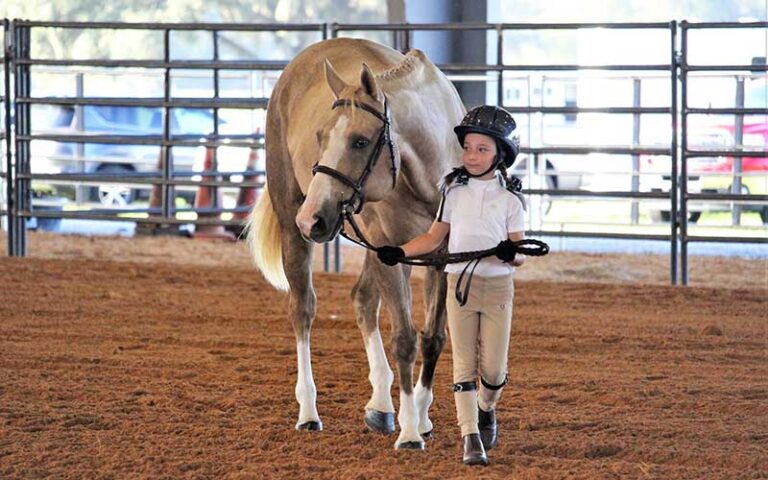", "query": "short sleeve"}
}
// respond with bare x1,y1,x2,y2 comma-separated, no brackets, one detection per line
436,190,452,224
507,194,525,233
